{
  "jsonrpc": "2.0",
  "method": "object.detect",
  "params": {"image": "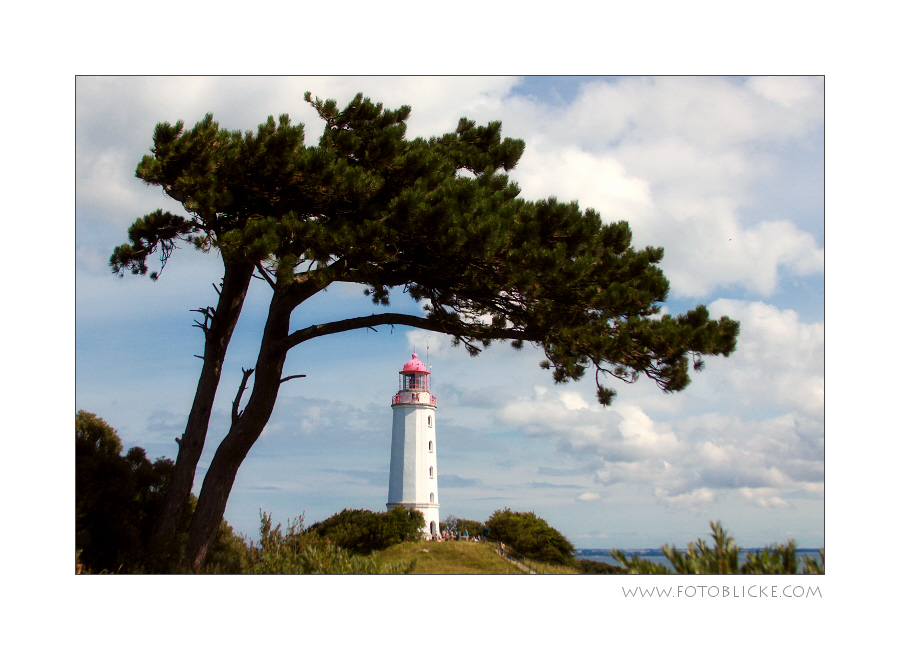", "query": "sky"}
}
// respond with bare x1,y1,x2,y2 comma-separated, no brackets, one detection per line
75,76,824,550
